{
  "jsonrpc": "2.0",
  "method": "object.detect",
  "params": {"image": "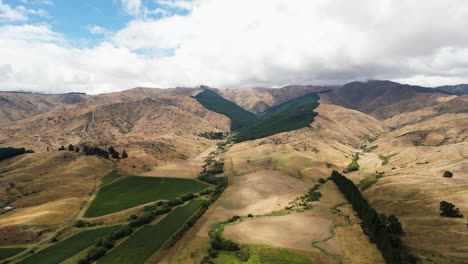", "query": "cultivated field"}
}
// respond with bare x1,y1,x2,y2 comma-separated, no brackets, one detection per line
84,176,208,217
98,199,205,264
0,247,24,261
18,225,121,264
